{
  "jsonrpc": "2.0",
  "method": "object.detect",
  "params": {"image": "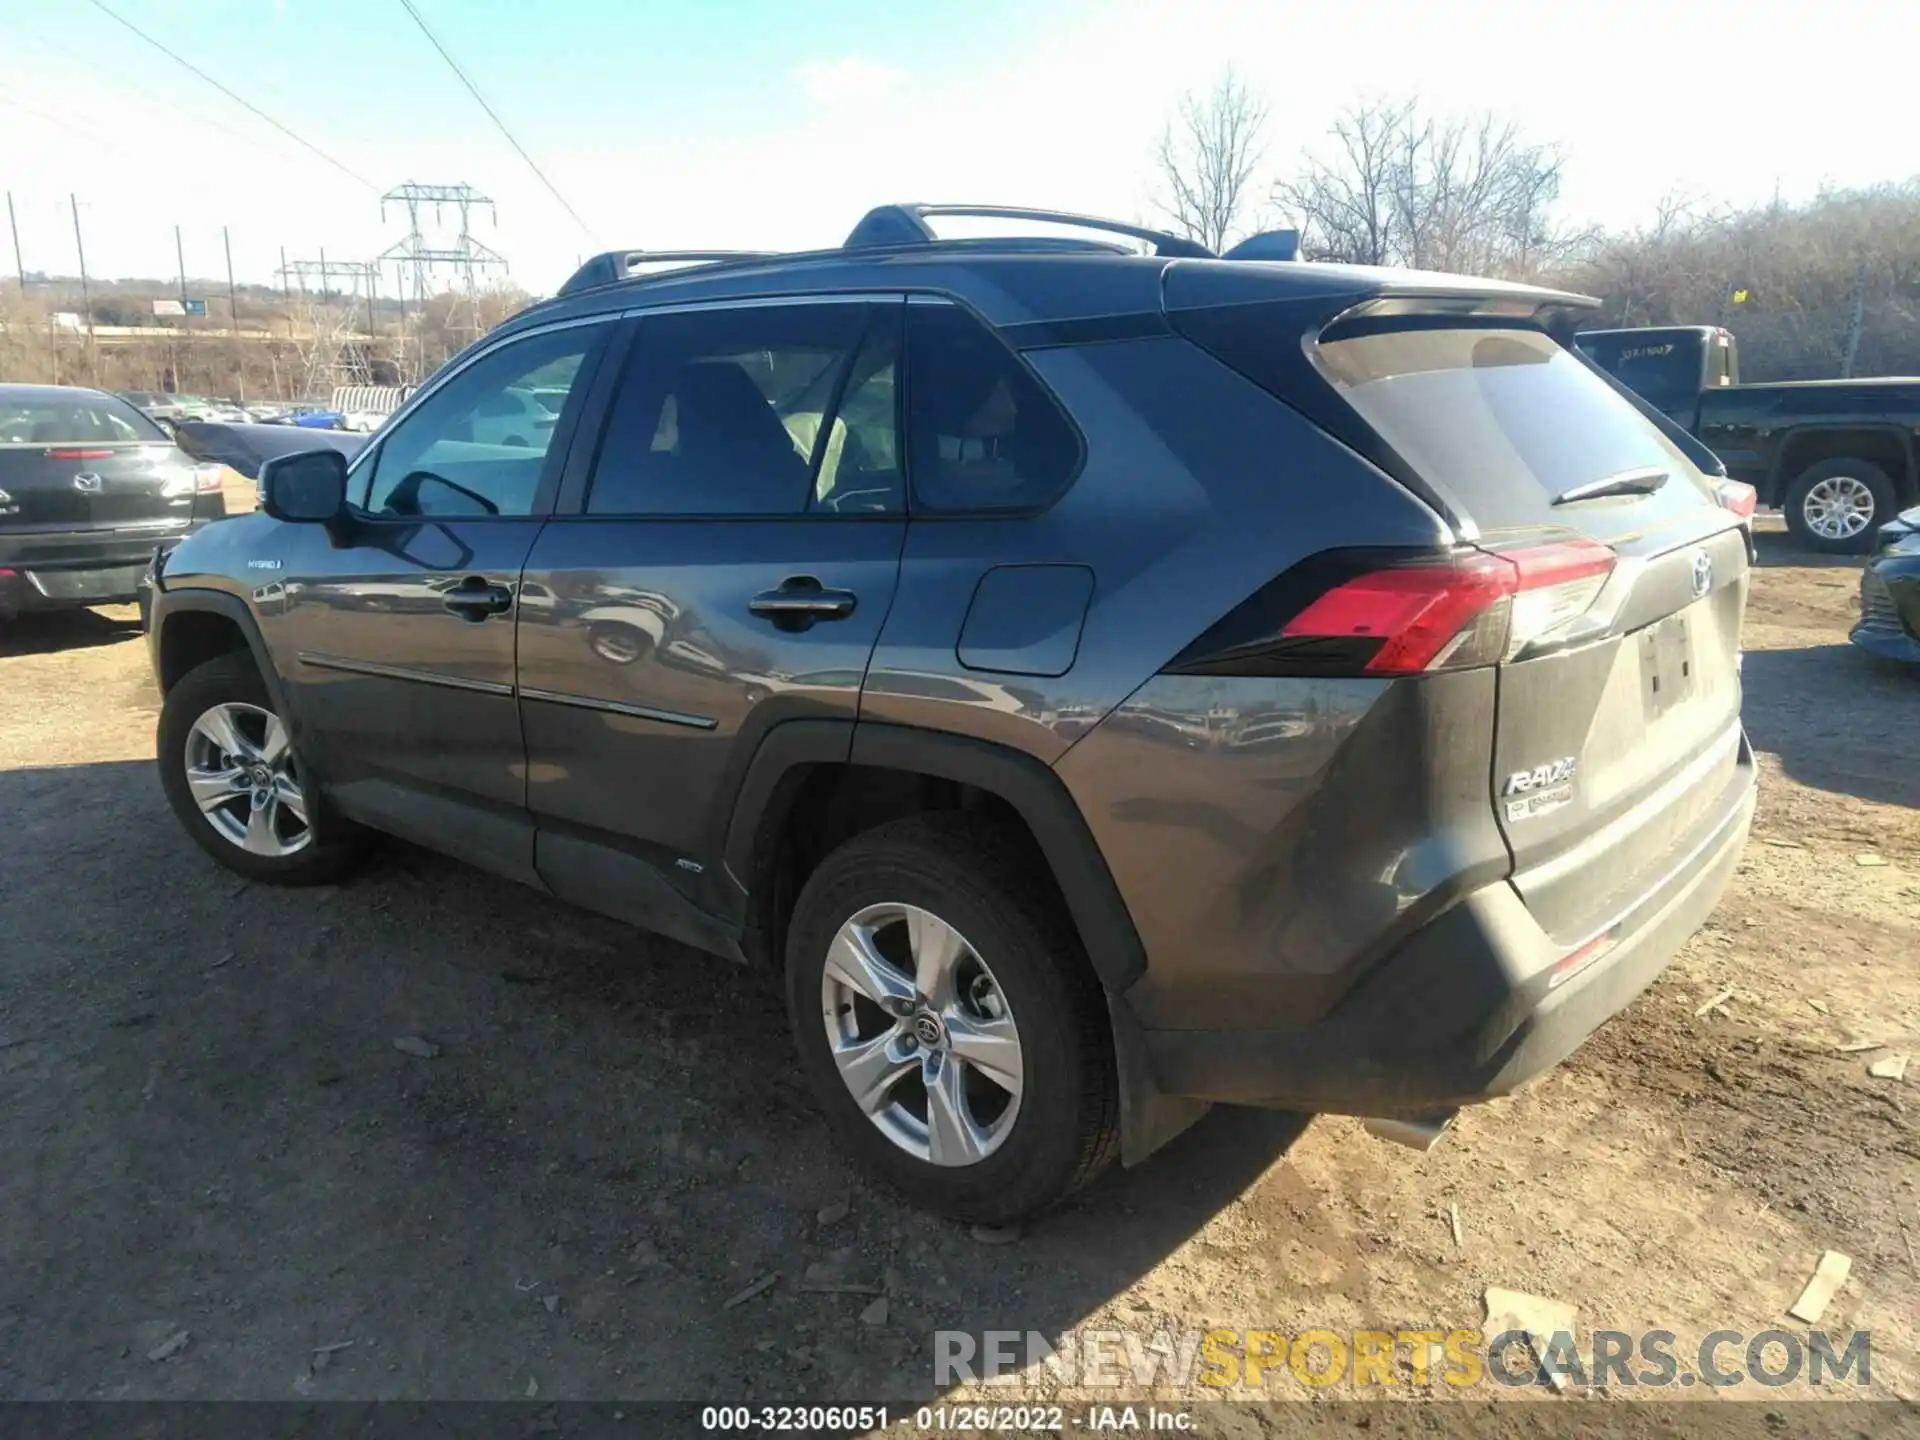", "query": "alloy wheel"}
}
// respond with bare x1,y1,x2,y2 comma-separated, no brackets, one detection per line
1802,475,1877,540
183,702,312,857
819,903,1024,1166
